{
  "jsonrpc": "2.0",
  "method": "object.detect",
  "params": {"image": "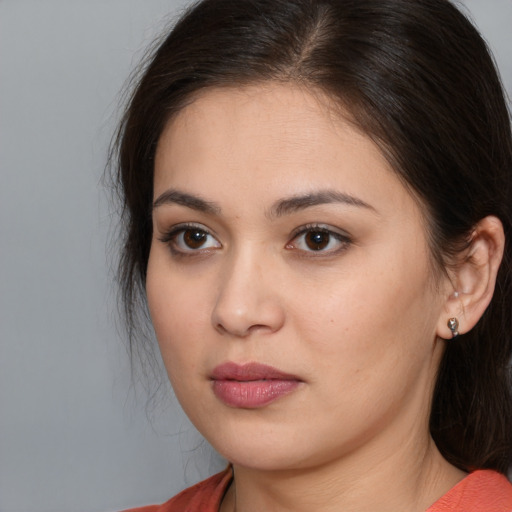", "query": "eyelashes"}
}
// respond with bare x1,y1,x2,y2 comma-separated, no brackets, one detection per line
158,223,221,255
286,224,351,254
158,222,352,257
